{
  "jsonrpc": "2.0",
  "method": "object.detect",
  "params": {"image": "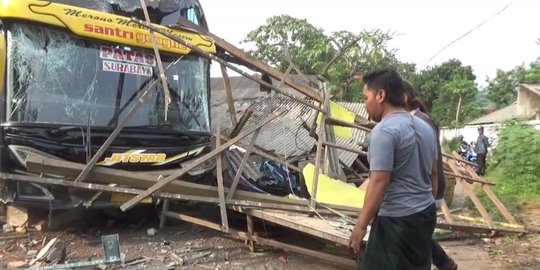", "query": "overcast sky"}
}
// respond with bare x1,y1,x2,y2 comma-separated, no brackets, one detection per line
200,0,539,87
